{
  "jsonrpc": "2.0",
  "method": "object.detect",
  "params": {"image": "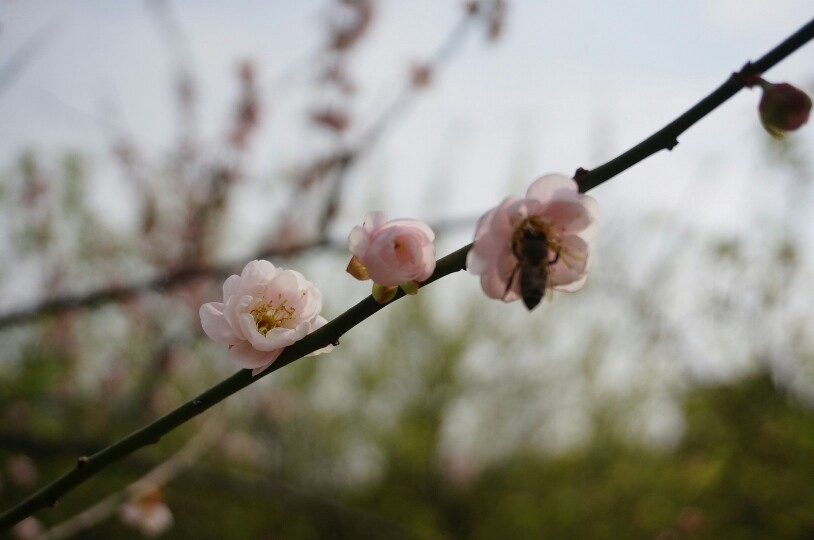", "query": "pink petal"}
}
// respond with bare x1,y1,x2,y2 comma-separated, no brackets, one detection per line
549,235,589,289
266,271,300,301
223,294,253,341
348,225,370,258
306,316,334,357
525,174,578,204
577,195,600,242
382,218,435,242
239,260,277,294
222,275,241,300
199,303,241,345
539,200,593,233
229,341,282,370
363,211,388,232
